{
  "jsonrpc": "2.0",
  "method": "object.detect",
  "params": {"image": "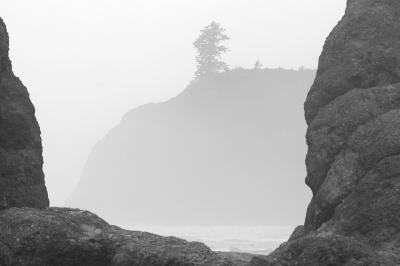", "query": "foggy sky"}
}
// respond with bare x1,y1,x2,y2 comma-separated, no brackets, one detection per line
2,0,346,206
